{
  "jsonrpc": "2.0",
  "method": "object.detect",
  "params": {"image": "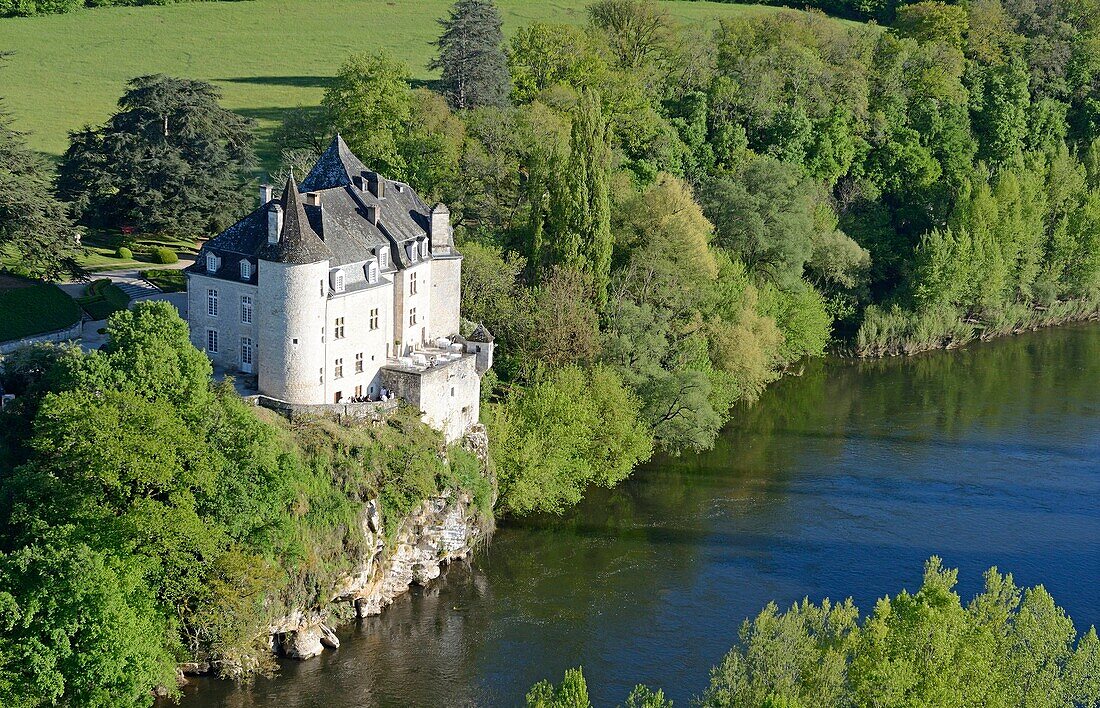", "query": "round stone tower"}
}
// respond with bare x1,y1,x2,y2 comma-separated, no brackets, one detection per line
256,177,334,405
